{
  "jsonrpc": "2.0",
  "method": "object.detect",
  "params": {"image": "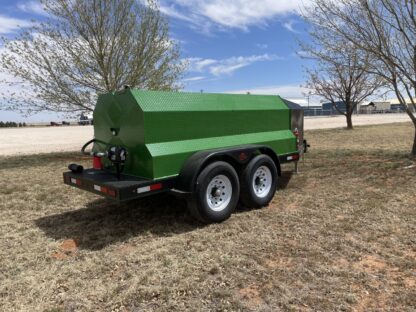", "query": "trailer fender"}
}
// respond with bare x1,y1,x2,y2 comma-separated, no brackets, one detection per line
175,145,281,194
